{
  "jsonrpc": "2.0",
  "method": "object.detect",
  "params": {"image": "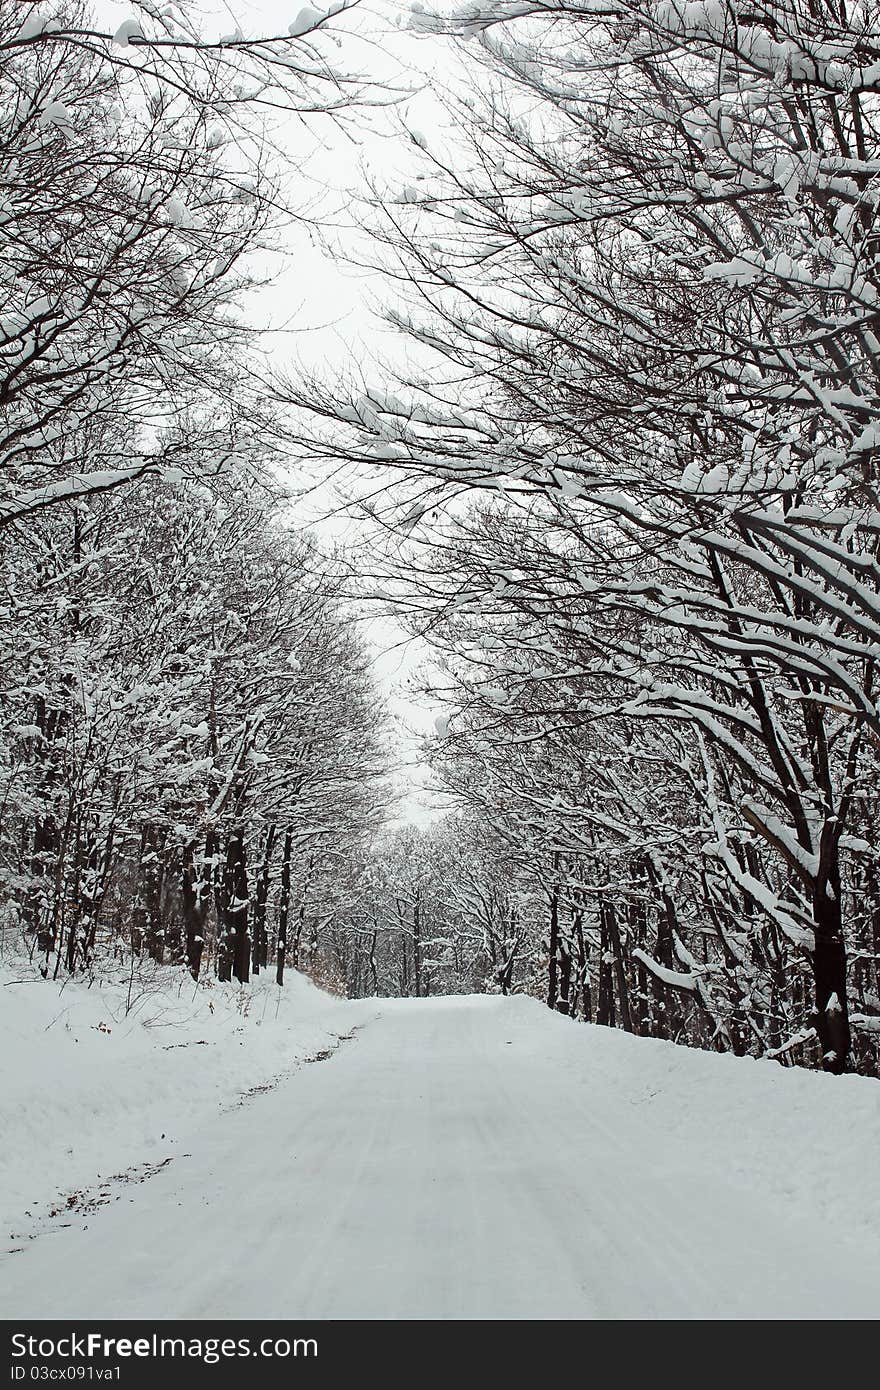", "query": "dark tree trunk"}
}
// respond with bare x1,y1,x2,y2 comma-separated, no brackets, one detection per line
29,801,62,962
574,910,592,1022
547,877,560,1011
812,849,851,1073
276,828,293,986
557,929,573,1016
227,827,250,985
368,926,379,996
26,697,67,967
65,819,84,974
646,859,683,1041
292,854,314,969
604,901,634,1033
79,817,112,970
596,899,616,1028
133,824,166,965
413,889,422,999
628,900,650,1035
868,862,880,1002
402,932,412,996
252,823,277,976
218,827,249,984
182,832,214,981
498,925,517,997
